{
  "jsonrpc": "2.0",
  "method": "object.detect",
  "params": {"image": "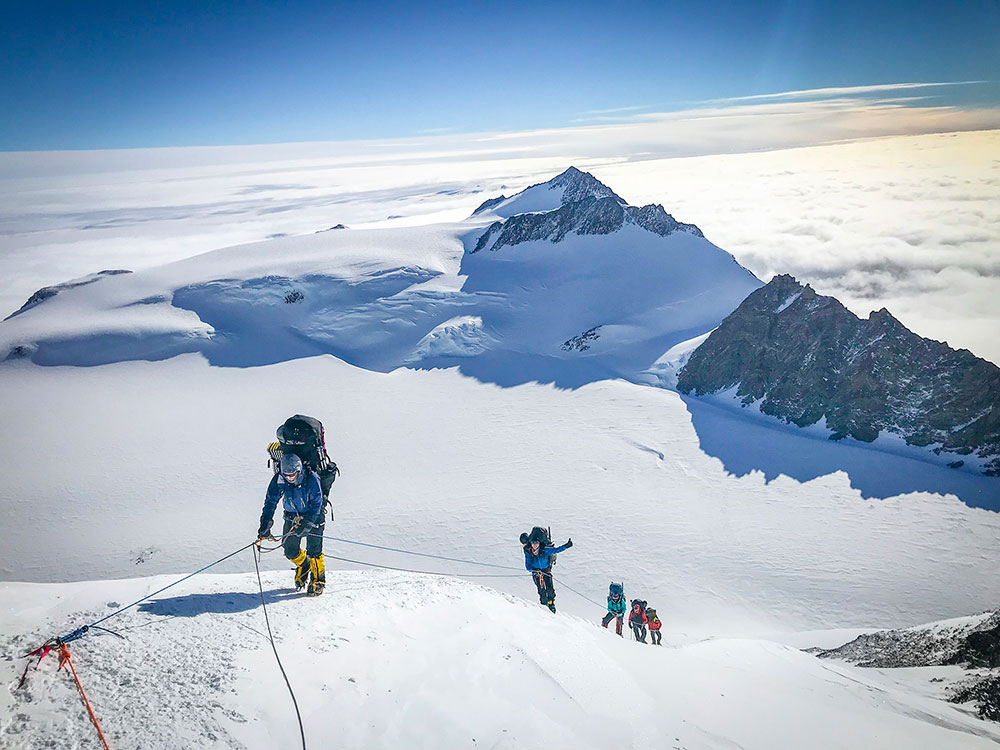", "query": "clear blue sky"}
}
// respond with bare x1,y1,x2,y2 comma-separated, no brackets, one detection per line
1,0,997,151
